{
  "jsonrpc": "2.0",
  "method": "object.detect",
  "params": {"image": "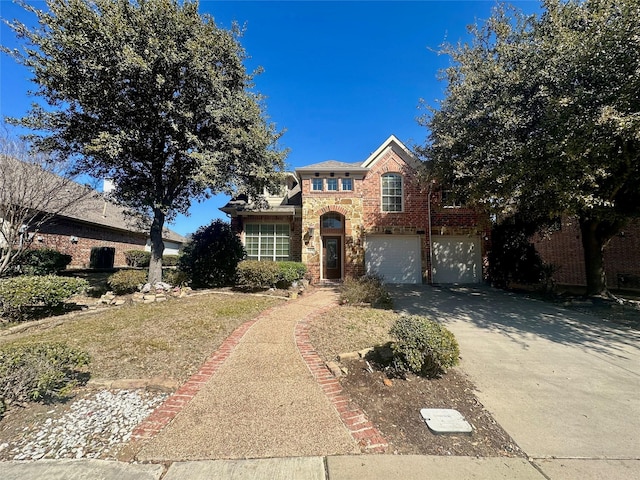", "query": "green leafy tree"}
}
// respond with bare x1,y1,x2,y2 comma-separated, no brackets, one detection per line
3,0,286,284
423,0,640,296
